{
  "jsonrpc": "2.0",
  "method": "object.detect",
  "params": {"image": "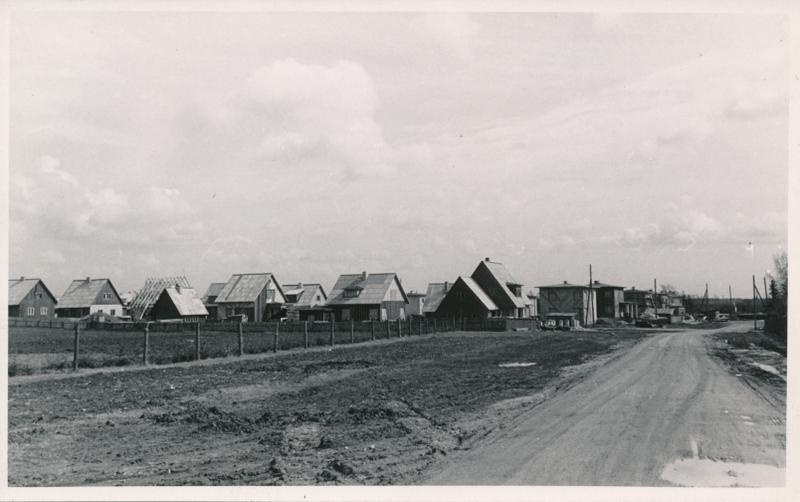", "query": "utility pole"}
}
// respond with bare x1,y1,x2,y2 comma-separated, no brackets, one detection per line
752,275,757,330
587,264,594,326
728,285,733,315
